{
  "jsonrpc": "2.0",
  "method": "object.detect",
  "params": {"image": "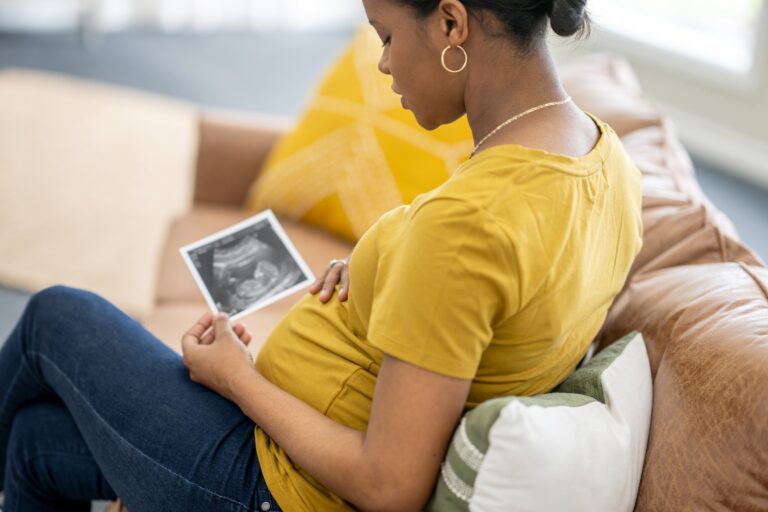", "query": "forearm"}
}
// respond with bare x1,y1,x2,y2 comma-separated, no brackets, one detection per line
228,368,385,510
